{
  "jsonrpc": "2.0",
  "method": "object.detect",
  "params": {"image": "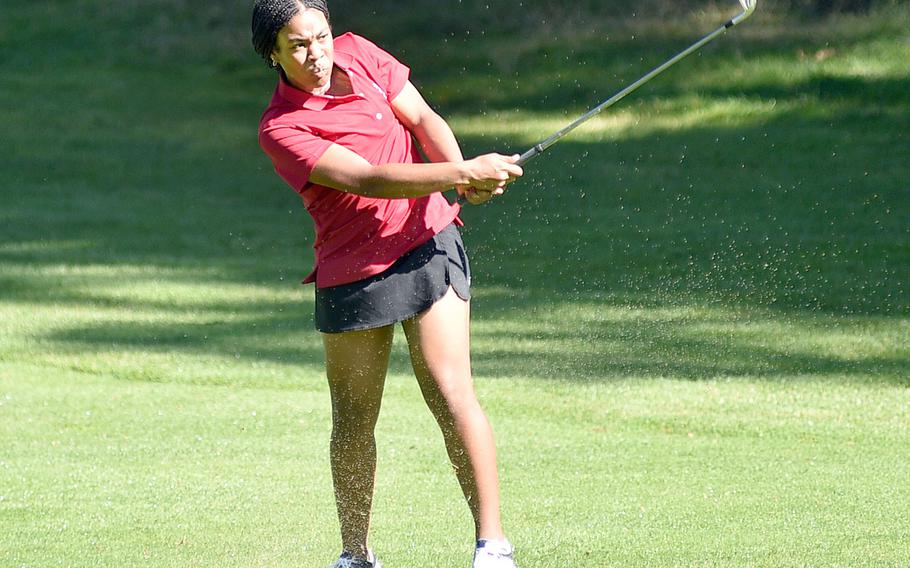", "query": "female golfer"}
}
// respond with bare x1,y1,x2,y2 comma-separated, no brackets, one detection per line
252,2,522,567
